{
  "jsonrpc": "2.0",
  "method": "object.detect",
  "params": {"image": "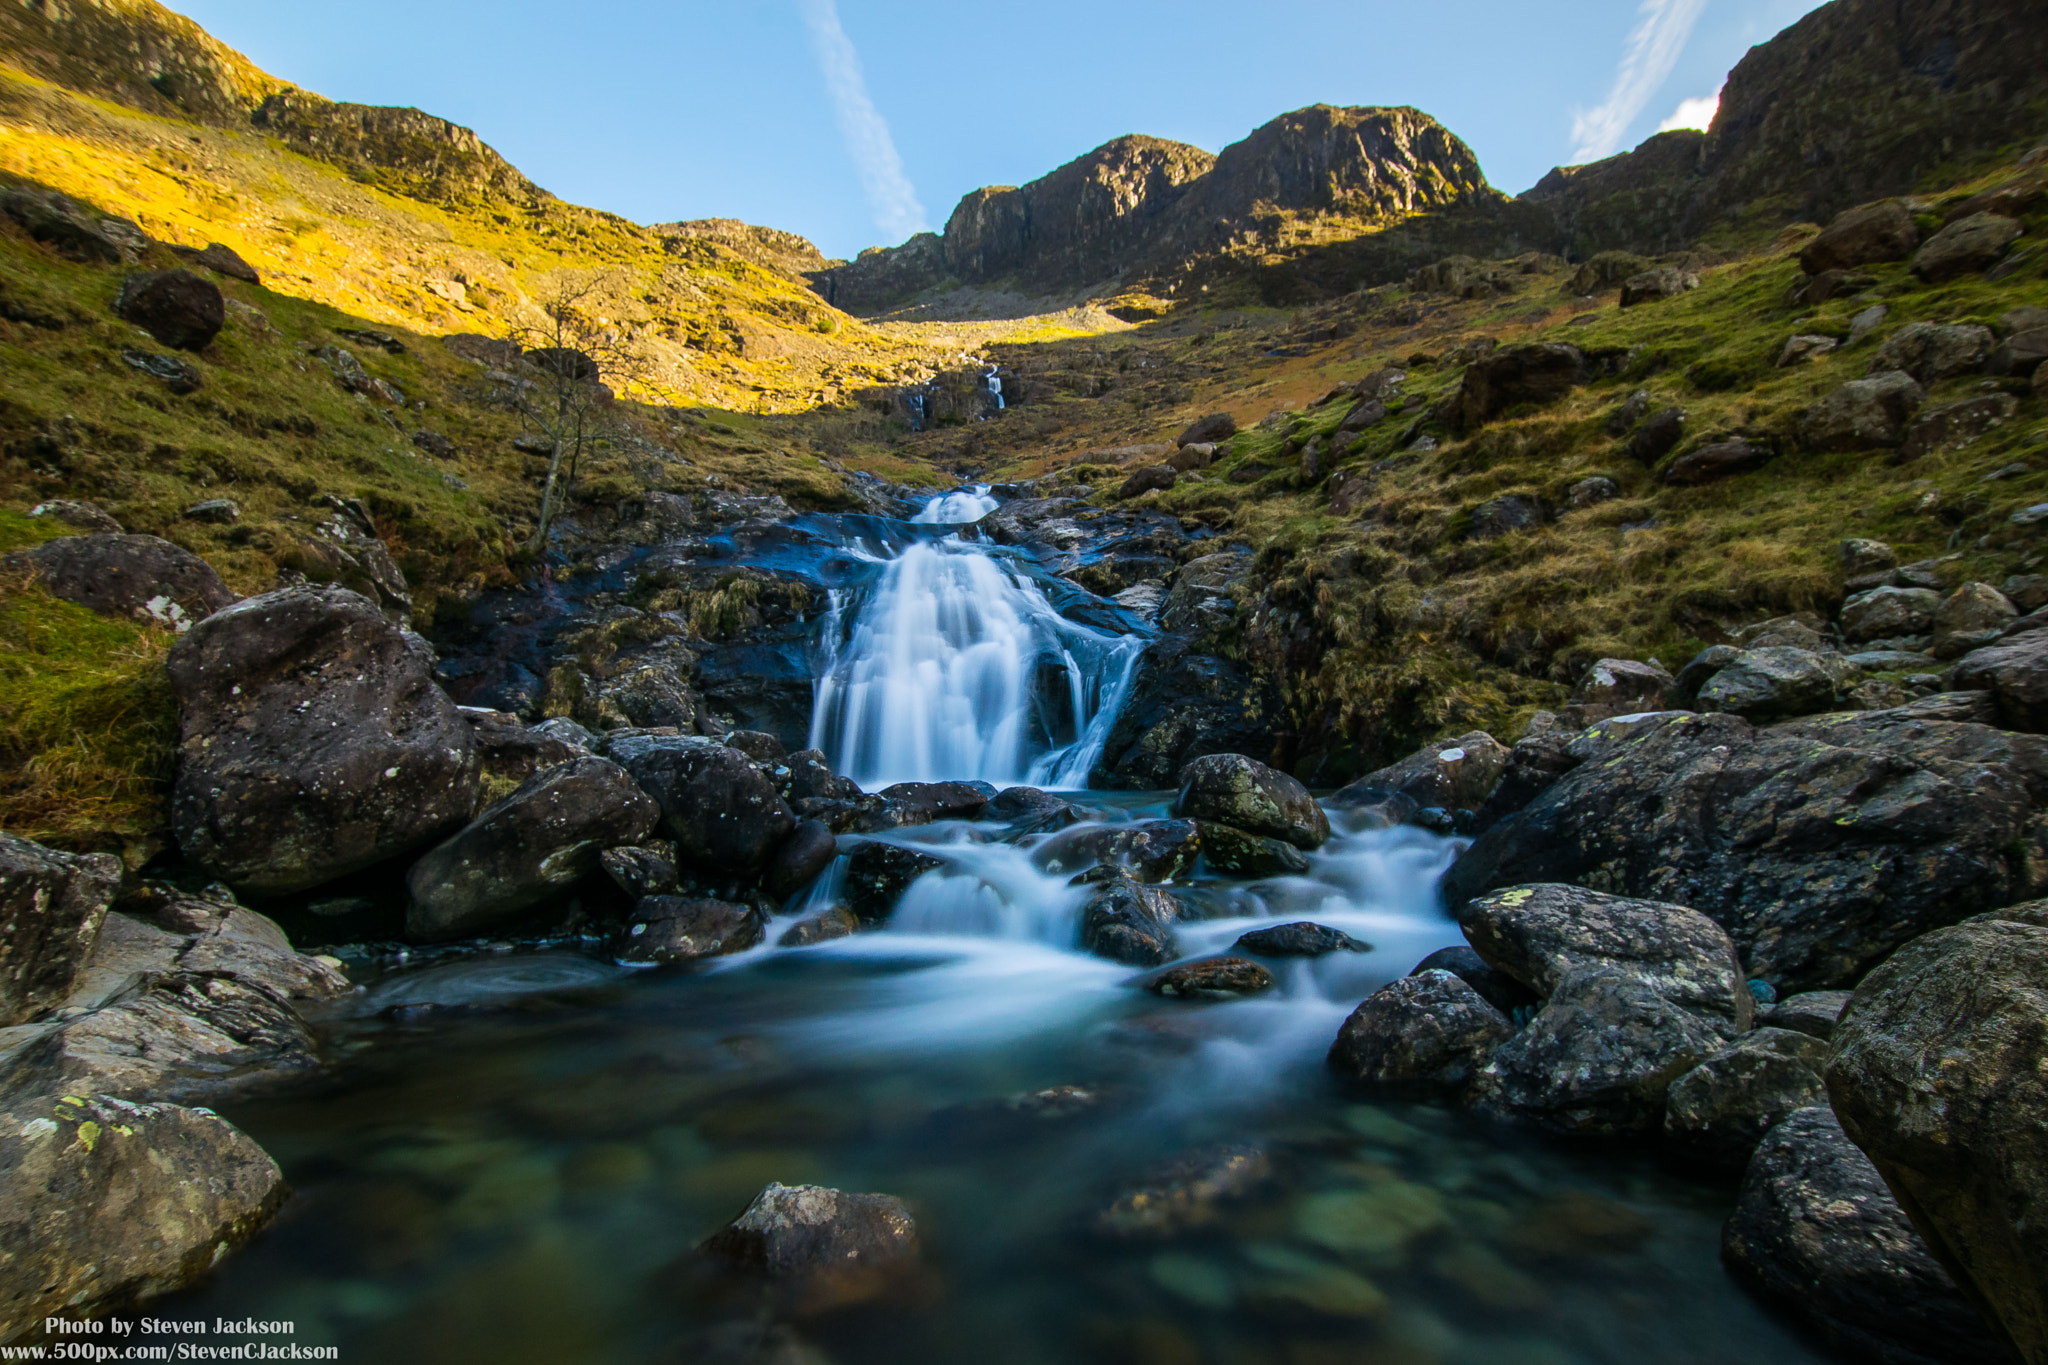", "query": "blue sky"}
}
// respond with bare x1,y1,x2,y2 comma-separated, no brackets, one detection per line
170,0,1828,261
